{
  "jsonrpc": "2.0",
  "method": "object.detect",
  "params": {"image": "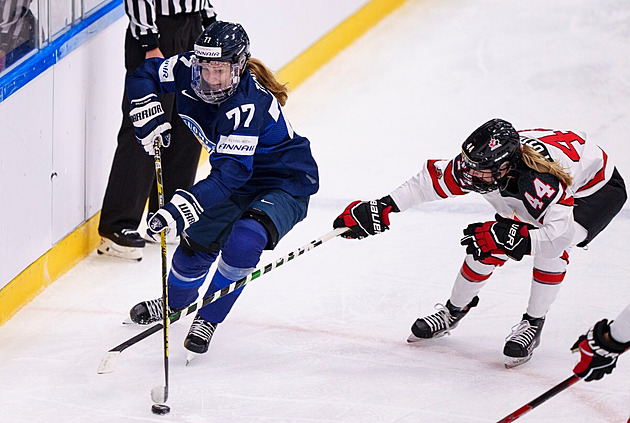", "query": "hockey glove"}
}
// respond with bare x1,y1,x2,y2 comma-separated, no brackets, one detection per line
460,214,532,261
572,319,630,381
146,189,204,242
129,93,172,155
333,196,399,239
